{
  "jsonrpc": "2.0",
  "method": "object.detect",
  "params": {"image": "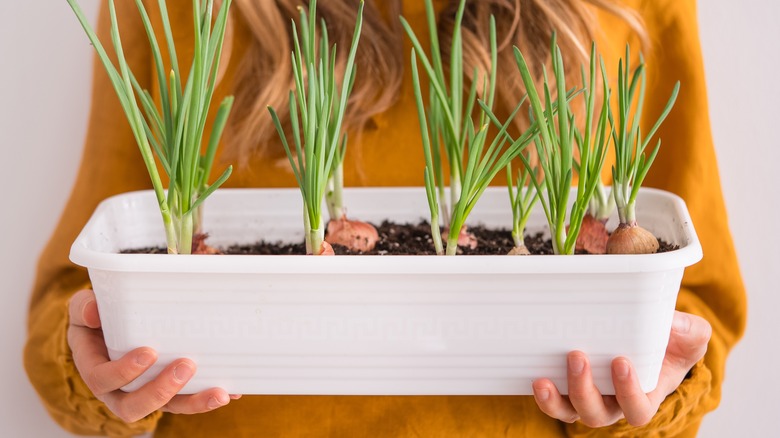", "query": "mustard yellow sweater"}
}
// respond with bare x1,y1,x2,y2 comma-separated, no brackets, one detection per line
25,0,745,436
